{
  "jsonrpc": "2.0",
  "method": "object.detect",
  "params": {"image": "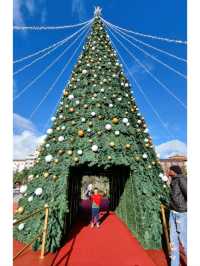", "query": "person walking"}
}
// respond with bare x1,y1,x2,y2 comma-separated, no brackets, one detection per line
167,165,187,266
90,187,102,228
